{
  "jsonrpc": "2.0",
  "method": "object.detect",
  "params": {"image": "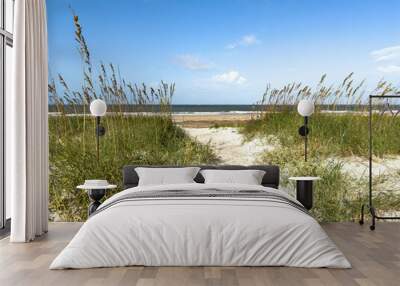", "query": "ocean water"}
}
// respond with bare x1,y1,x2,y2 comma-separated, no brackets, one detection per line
48,104,372,114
